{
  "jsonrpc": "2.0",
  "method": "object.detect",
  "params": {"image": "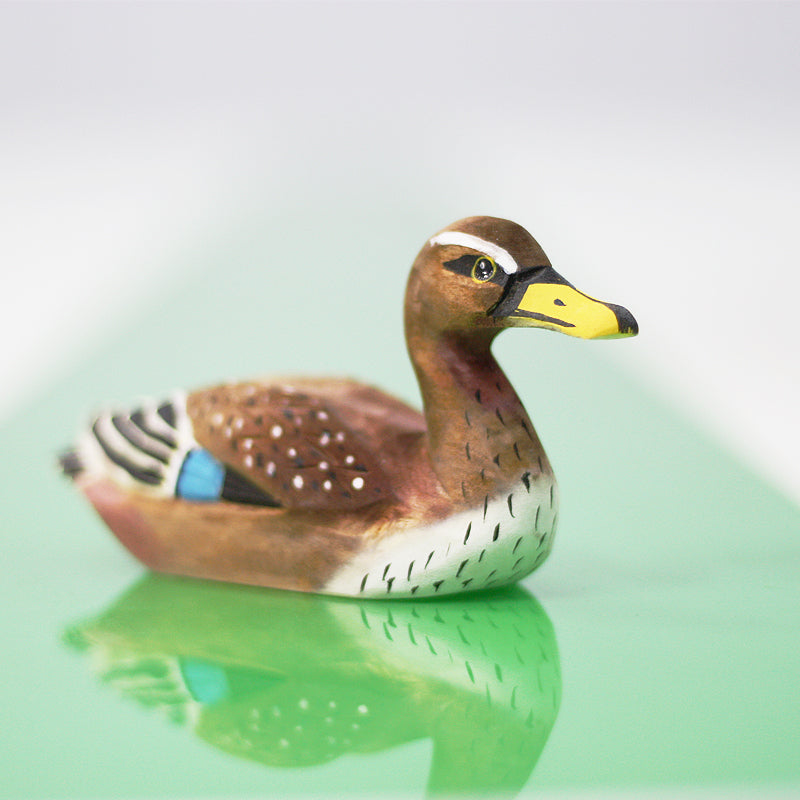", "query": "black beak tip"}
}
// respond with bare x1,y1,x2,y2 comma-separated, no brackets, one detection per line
608,304,638,336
